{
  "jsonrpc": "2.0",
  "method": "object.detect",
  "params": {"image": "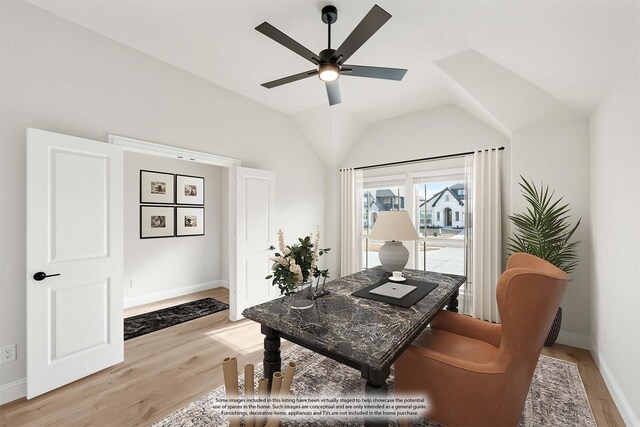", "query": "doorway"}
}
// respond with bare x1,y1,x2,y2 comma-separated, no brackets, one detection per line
109,135,278,321
444,207,452,227
122,149,227,335
110,135,240,316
